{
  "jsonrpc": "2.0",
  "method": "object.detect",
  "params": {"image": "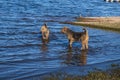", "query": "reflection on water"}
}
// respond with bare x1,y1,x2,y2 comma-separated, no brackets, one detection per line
41,38,49,52
64,48,88,66
65,48,72,64
42,38,49,44
79,50,88,65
